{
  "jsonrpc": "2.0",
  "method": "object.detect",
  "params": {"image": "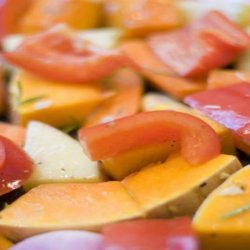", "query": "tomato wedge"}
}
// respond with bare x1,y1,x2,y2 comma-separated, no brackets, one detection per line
78,111,221,165
4,26,136,83
120,40,206,99
0,135,33,196
103,218,198,250
184,83,250,155
148,11,250,77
